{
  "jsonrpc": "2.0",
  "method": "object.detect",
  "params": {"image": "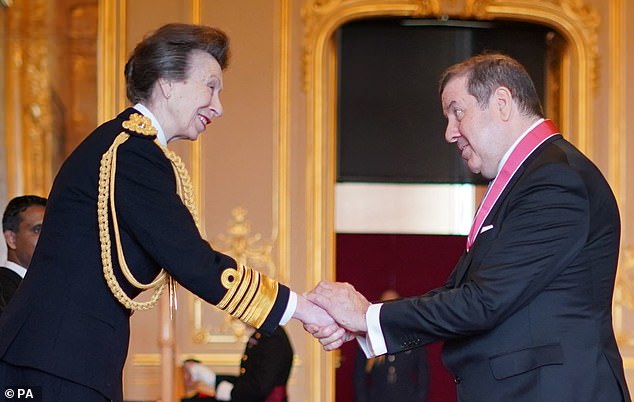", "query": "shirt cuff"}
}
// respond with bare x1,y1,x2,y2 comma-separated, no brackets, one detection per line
365,303,387,356
279,290,297,325
356,335,373,358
